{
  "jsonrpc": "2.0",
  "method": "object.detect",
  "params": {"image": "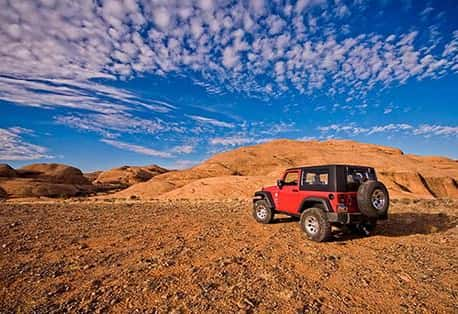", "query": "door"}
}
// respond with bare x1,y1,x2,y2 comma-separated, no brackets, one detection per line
277,170,302,213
